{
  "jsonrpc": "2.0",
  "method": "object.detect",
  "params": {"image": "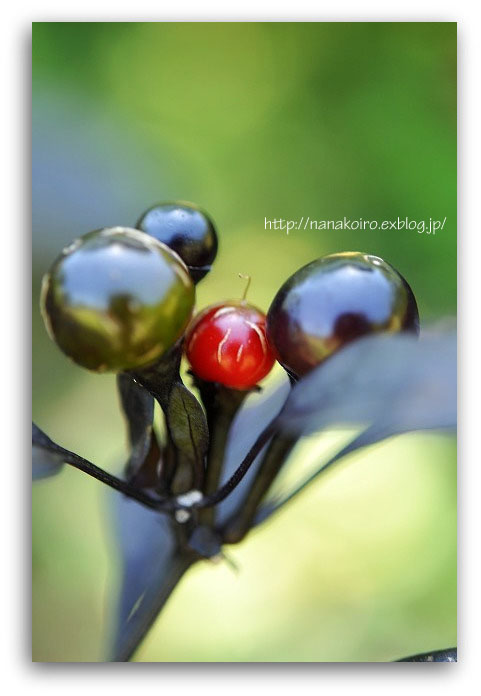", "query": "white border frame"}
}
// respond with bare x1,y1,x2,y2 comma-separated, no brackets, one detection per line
3,2,478,692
